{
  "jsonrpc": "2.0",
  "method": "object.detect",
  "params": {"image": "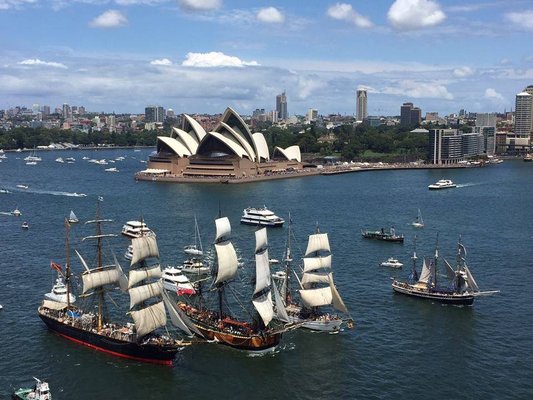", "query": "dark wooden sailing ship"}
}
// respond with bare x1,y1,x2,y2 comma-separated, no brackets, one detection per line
38,205,188,365
362,227,404,243
178,217,286,351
